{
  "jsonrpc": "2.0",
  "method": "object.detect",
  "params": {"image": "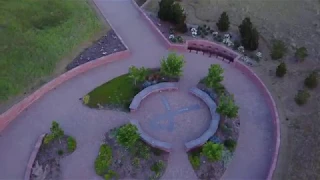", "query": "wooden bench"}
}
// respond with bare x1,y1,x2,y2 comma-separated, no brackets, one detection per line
185,87,221,151
129,82,178,112
130,119,172,152
187,44,236,63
